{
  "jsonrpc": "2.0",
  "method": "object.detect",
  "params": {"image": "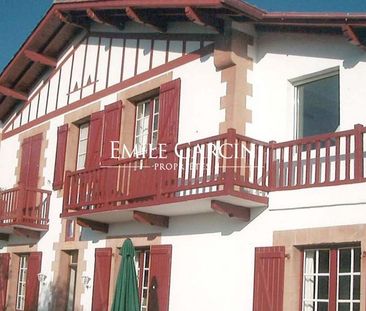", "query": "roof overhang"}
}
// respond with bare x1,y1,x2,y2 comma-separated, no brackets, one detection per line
1,0,366,121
